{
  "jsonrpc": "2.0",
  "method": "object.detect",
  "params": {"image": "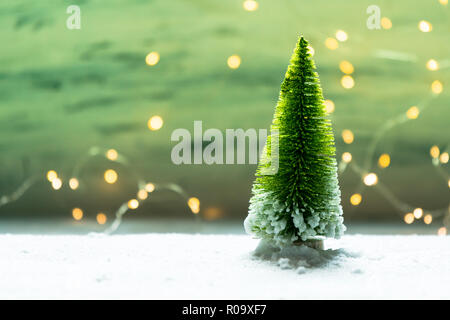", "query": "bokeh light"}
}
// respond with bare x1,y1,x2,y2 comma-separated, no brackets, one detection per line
335,30,348,42
145,183,155,193
69,178,79,190
128,199,139,210
406,106,419,119
72,208,83,221
148,115,164,131
424,214,432,225
106,149,118,161
404,213,414,224
431,80,443,94
341,75,355,89
227,55,241,69
307,46,315,56
426,59,439,71
381,17,392,29
104,169,118,184
342,129,354,144
342,152,352,163
378,154,391,168
96,213,107,225
137,190,148,200
339,61,354,74
440,152,449,164
52,178,62,190
363,173,378,186
145,52,160,66
437,227,447,236
323,99,335,114
203,207,223,221
47,170,58,182
325,38,338,50
418,20,432,32
430,146,440,159
350,193,362,206
413,208,423,219
188,197,200,214
243,0,258,11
